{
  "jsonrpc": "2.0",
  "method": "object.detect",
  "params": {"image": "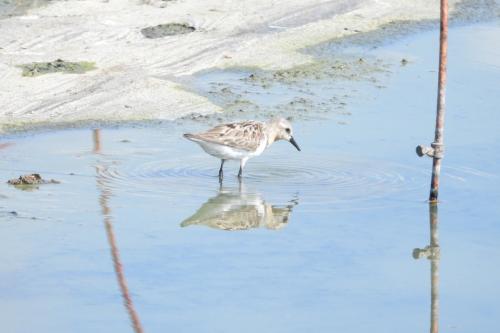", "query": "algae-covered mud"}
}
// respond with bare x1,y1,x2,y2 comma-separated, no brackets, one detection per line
19,59,96,77
141,23,195,38
7,173,60,185
0,22,499,333
186,56,391,124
